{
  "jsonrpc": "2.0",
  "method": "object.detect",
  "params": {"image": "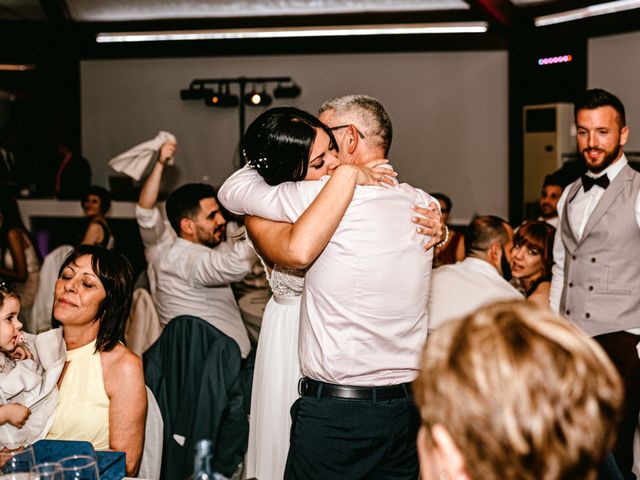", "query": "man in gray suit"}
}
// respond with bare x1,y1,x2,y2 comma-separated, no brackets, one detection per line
550,88,640,479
